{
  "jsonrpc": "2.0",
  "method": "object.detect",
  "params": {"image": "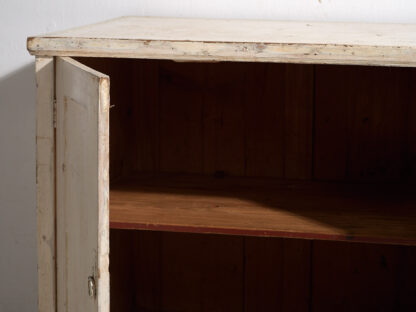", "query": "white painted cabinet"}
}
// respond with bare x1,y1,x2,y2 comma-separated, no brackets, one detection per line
29,17,416,312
